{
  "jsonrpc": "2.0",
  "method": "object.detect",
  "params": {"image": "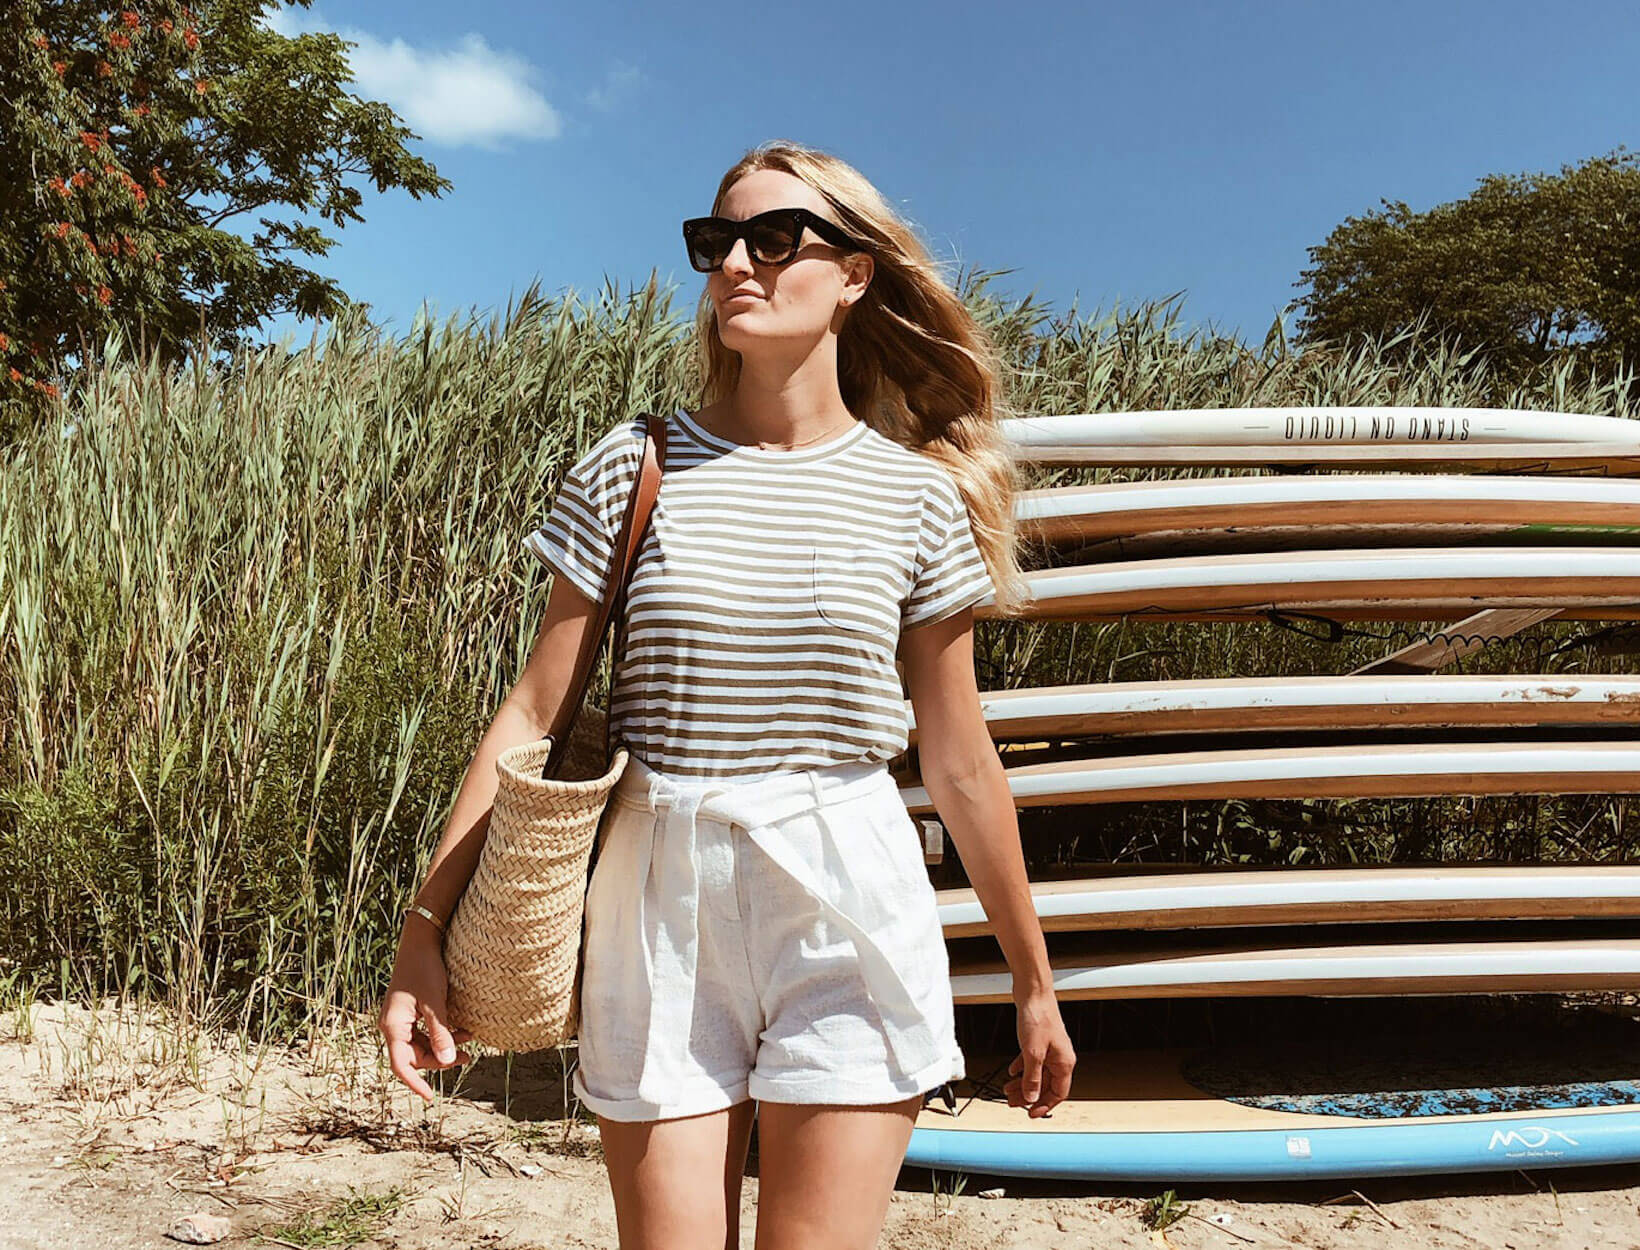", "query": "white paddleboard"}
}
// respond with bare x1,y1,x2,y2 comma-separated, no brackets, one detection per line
969,545,1640,621
903,674,1640,745
999,407,1640,469
935,865,1640,937
1019,473,1640,555
947,932,1640,1002
896,739,1640,813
